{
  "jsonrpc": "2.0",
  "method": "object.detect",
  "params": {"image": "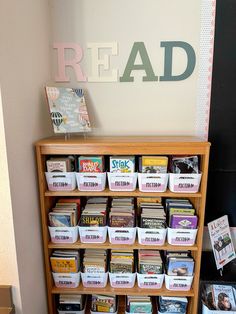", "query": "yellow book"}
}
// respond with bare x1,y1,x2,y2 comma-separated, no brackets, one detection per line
50,257,78,273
